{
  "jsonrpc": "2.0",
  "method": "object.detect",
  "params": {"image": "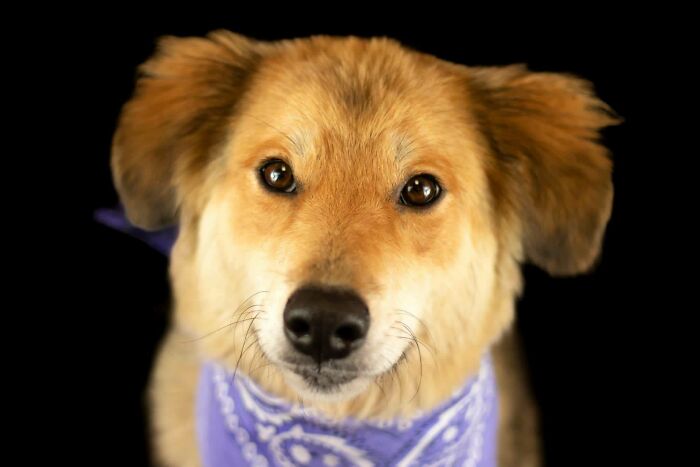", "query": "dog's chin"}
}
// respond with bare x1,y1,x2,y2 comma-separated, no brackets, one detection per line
281,367,371,402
